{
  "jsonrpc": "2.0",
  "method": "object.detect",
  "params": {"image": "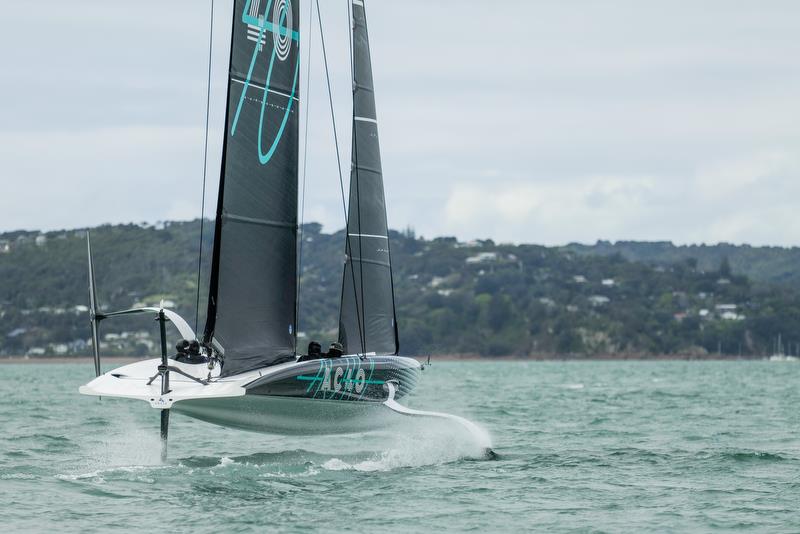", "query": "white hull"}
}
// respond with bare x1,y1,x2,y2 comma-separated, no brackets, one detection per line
80,355,421,435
